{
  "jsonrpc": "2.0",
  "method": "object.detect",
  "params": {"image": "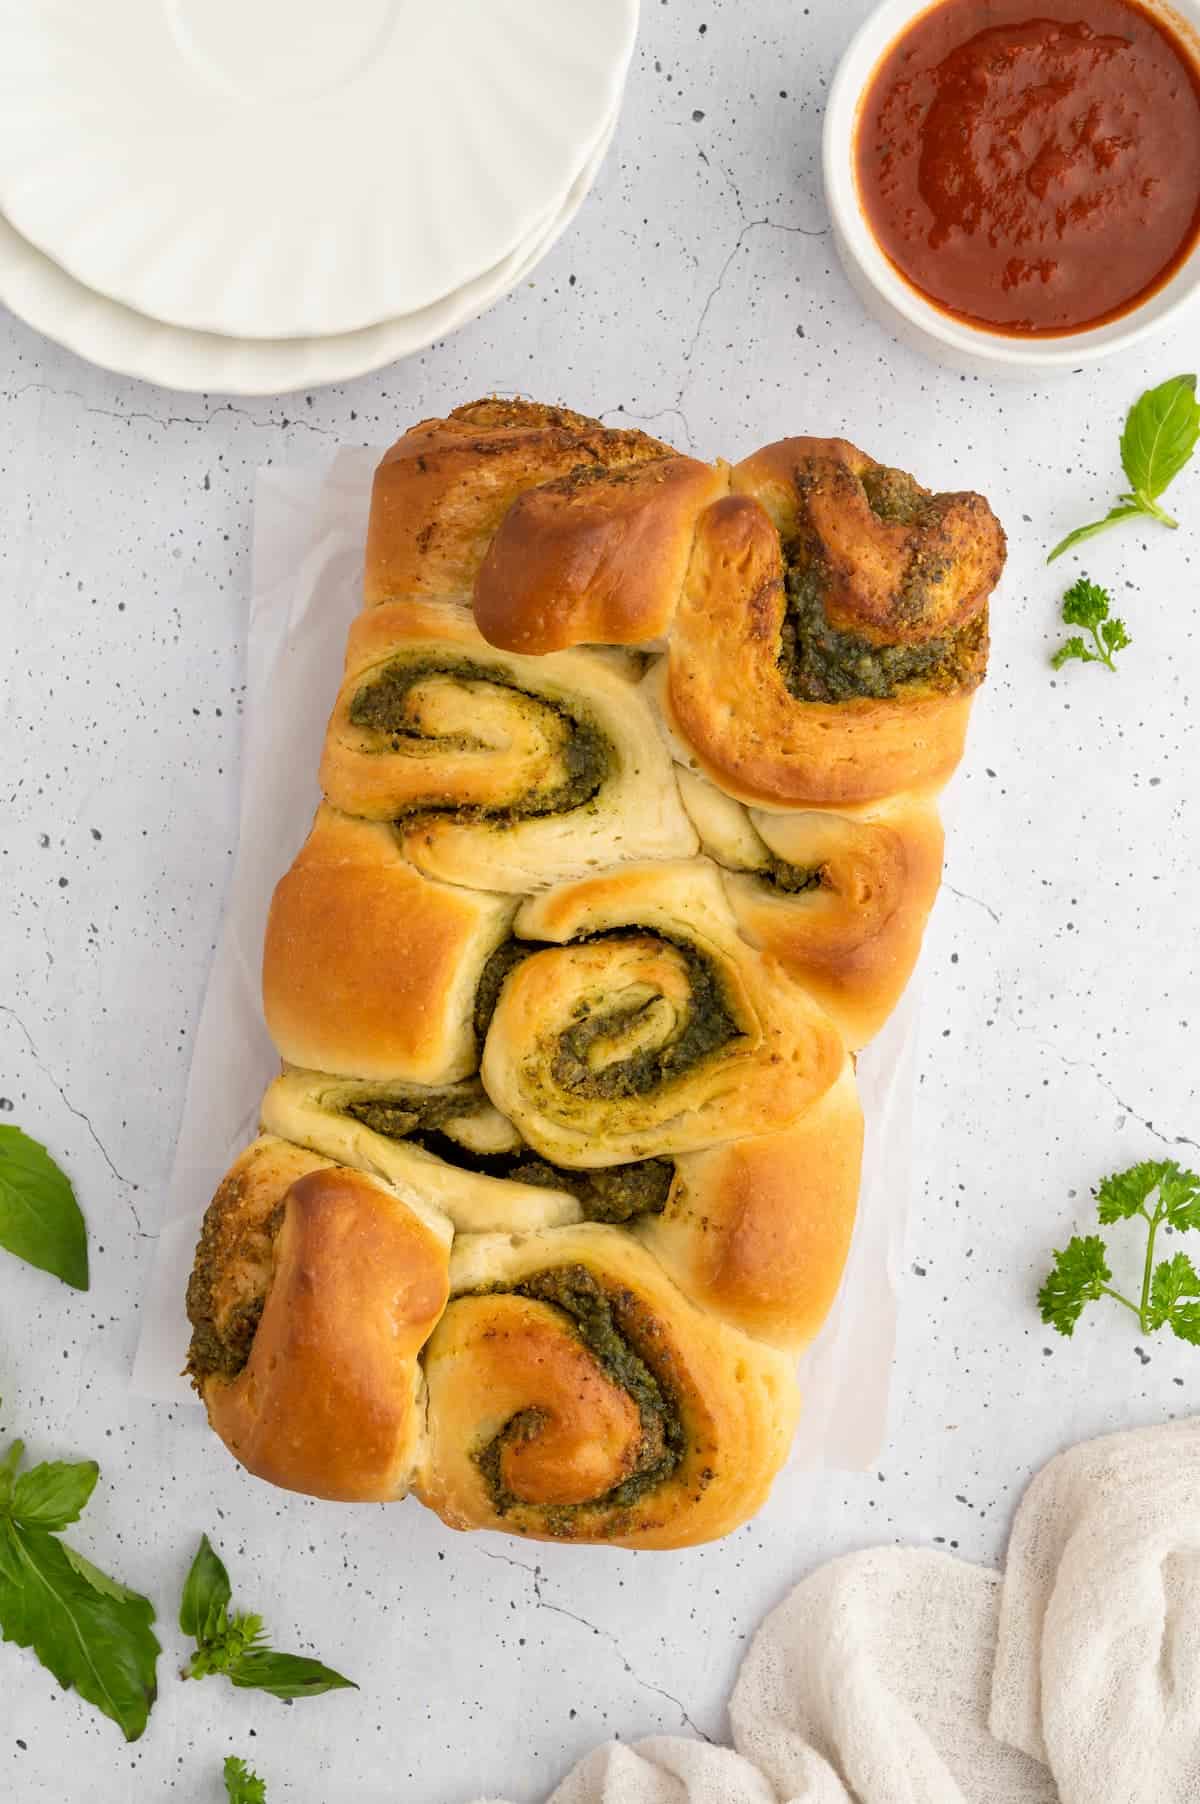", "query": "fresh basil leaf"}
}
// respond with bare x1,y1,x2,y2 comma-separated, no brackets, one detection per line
0,1519,159,1741
1046,503,1146,564
229,1648,358,1700
10,1459,99,1531
179,1534,232,1642
0,1128,88,1290
225,1756,268,1803
60,1543,146,1605
1120,374,1200,501
0,1441,23,1510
